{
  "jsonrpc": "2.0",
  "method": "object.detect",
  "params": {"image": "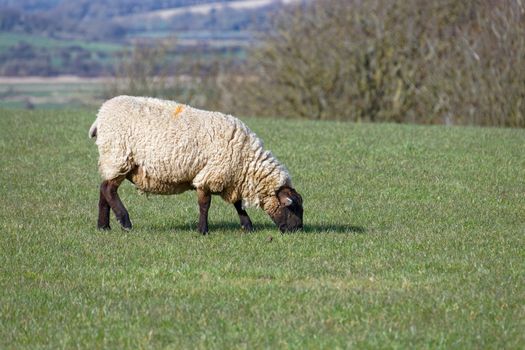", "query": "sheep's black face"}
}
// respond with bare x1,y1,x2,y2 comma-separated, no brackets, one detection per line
271,186,303,233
